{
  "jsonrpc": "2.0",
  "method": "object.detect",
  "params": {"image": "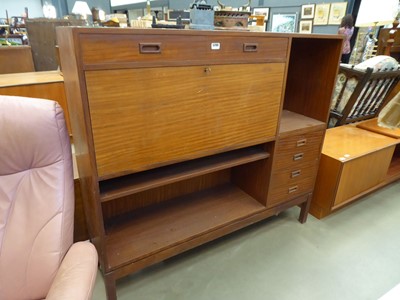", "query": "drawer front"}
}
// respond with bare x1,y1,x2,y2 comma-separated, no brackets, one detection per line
79,33,289,66
273,130,324,170
86,63,285,179
267,164,317,207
